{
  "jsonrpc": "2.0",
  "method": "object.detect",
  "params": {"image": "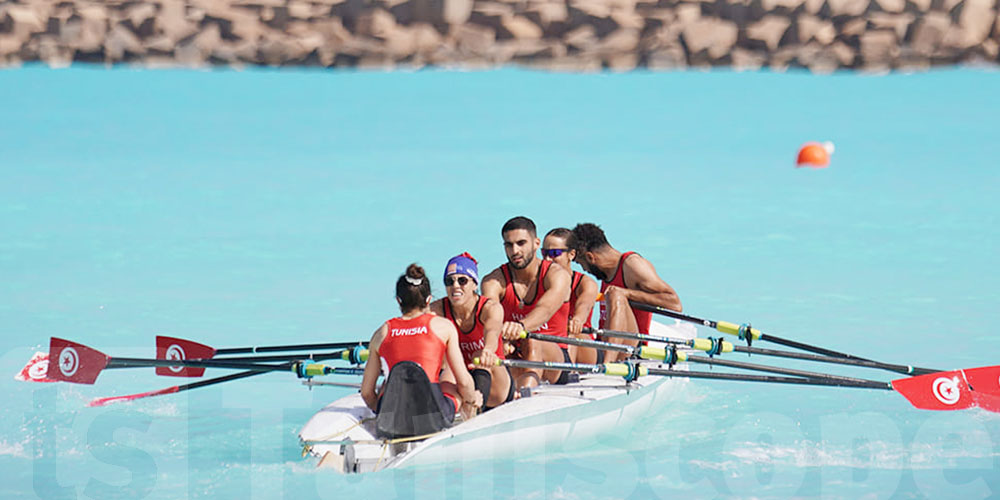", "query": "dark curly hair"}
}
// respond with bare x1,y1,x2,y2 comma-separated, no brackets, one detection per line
571,223,609,253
